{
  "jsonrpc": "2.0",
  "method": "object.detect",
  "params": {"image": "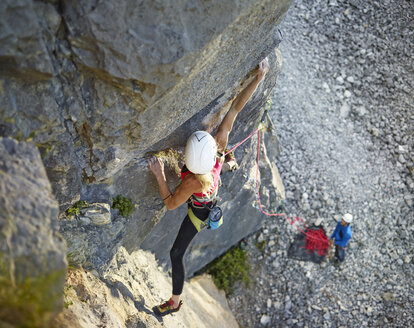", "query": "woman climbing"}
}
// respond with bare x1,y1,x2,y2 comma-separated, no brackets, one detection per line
148,57,270,316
